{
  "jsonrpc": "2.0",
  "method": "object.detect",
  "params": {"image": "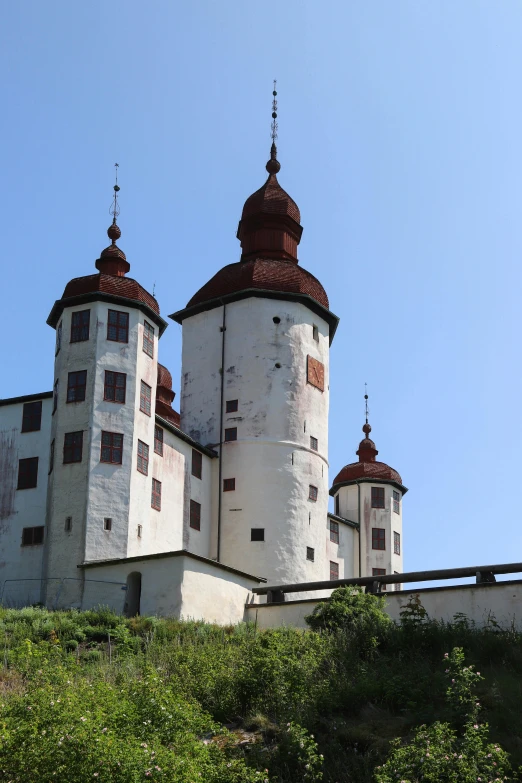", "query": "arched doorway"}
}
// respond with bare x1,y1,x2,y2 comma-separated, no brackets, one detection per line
124,572,141,617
